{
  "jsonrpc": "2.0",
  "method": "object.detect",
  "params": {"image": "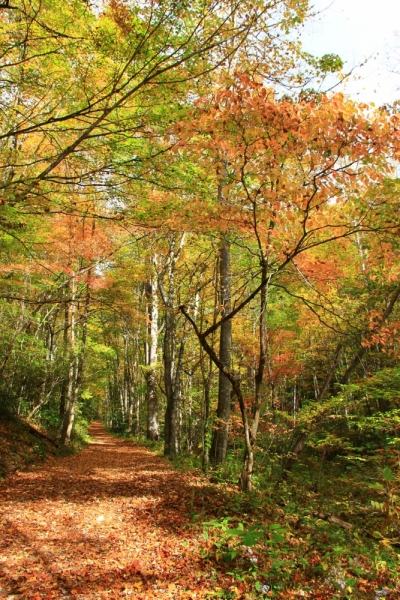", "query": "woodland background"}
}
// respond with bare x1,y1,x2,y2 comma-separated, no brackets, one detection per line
1,0,400,594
